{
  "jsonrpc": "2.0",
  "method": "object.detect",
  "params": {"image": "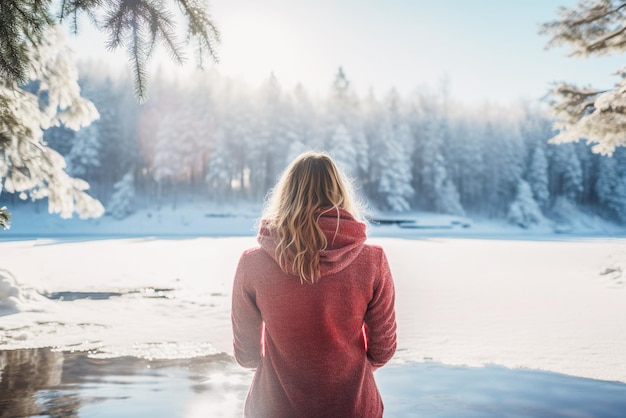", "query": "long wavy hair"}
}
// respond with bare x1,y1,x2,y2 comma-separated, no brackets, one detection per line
261,151,363,284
